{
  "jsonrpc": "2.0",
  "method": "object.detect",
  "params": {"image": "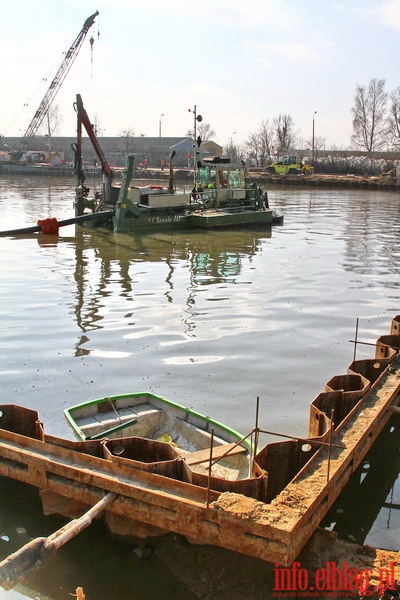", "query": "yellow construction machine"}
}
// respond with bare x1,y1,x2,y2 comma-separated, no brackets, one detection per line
267,156,313,174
